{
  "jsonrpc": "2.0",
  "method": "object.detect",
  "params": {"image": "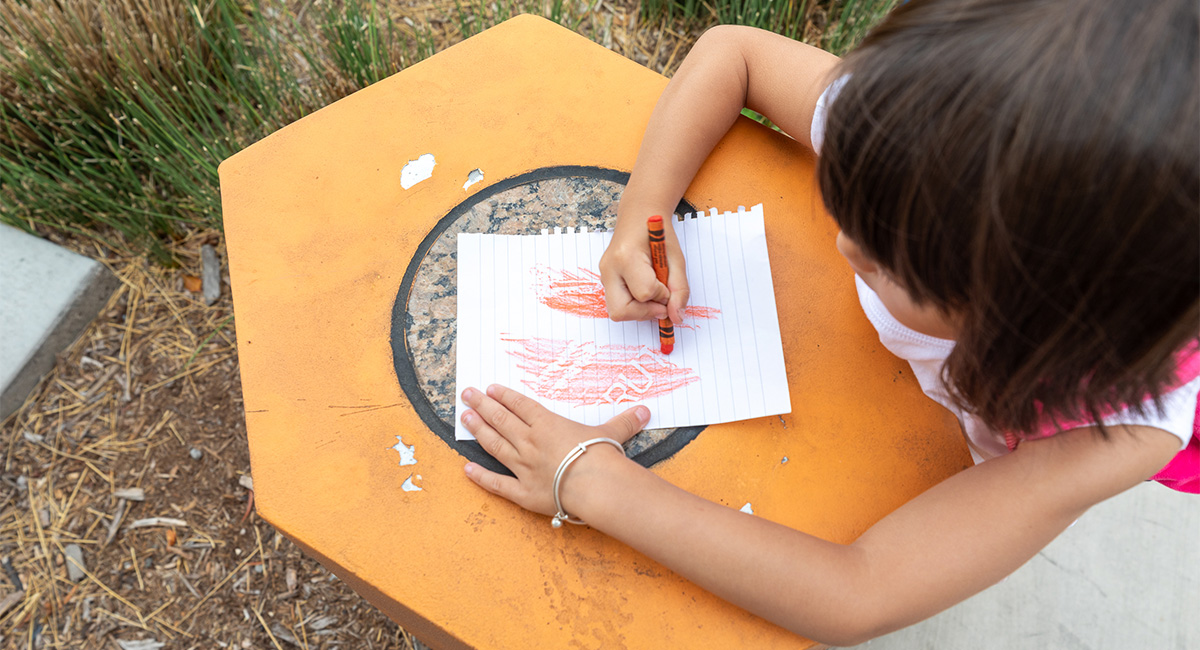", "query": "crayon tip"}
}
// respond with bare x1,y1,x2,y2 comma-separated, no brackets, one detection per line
648,215,663,223
660,343,673,355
